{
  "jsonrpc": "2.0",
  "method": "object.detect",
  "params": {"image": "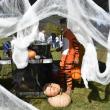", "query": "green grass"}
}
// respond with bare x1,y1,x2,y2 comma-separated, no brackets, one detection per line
28,84,110,110
0,37,13,78
0,38,110,110
0,64,13,78
51,48,61,61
